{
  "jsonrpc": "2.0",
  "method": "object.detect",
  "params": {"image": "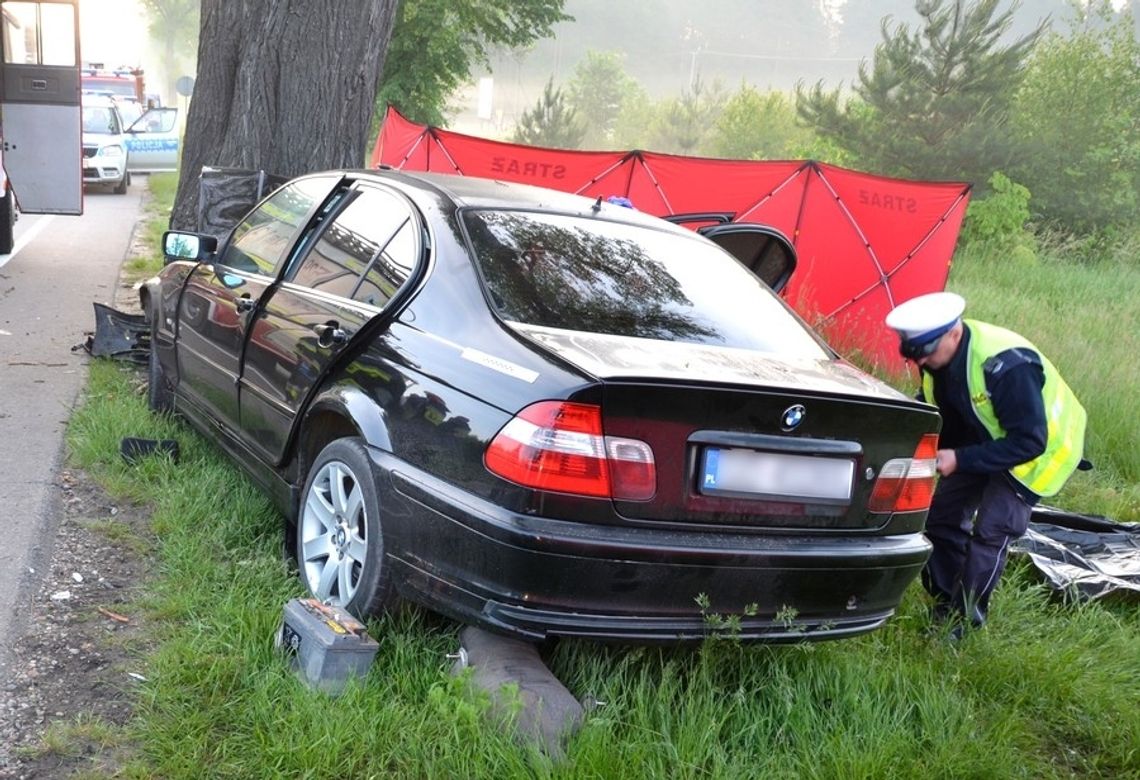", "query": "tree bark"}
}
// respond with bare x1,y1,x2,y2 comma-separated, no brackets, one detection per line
170,0,398,230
